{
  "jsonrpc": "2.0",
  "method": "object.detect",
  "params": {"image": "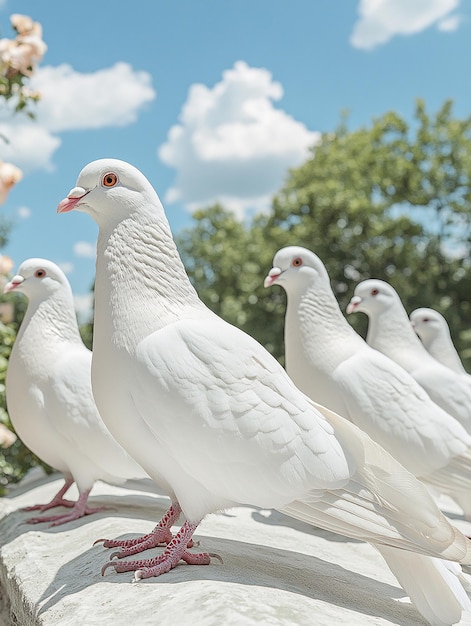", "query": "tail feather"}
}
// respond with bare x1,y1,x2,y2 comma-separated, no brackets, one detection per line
376,545,471,626
281,496,470,562
308,399,471,564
